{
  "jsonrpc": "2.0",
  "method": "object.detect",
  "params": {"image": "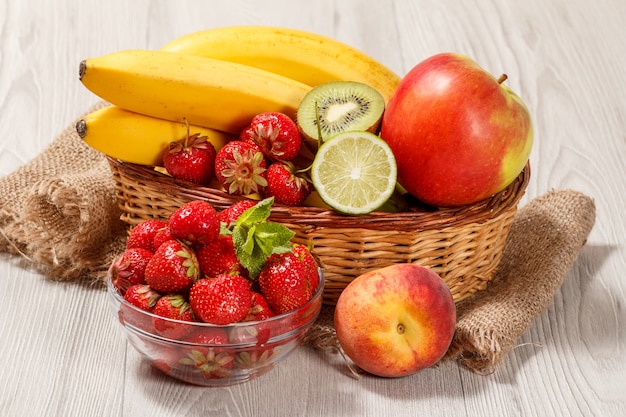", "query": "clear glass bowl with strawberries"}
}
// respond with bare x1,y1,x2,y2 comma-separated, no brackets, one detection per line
106,267,323,386
106,198,324,386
